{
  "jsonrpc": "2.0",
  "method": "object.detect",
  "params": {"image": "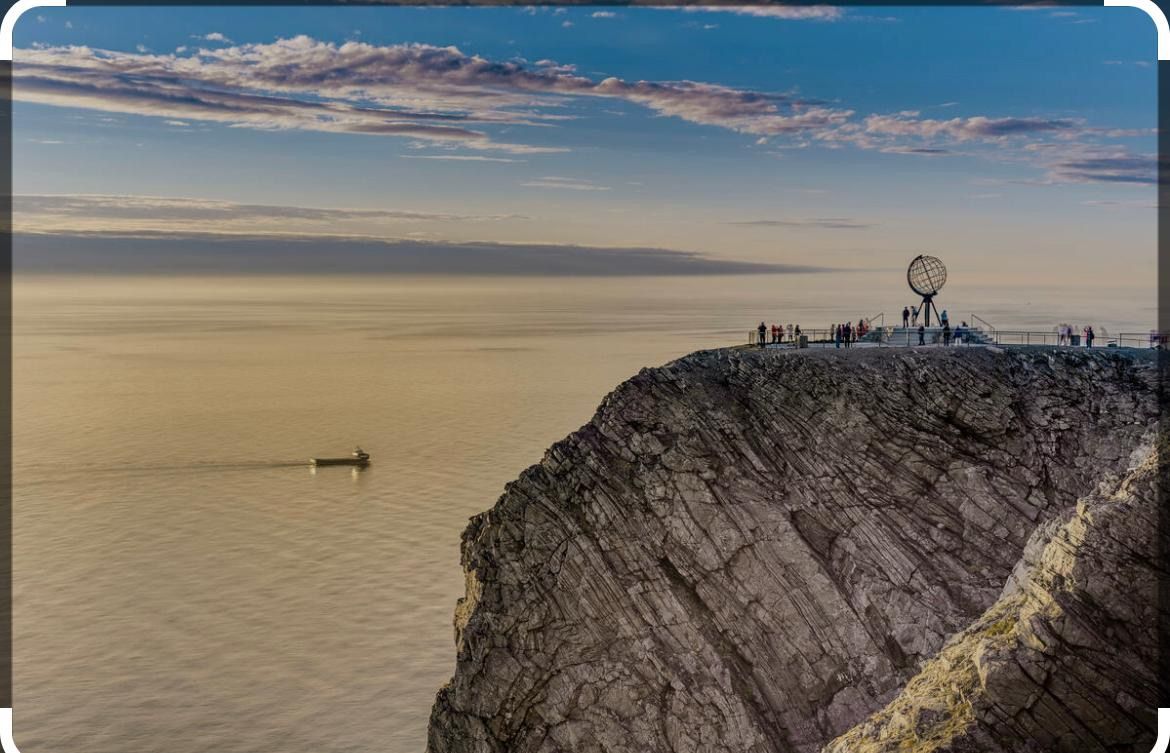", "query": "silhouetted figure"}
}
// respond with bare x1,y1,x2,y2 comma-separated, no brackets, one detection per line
942,323,952,346
902,307,910,328
918,324,926,346
758,322,767,348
